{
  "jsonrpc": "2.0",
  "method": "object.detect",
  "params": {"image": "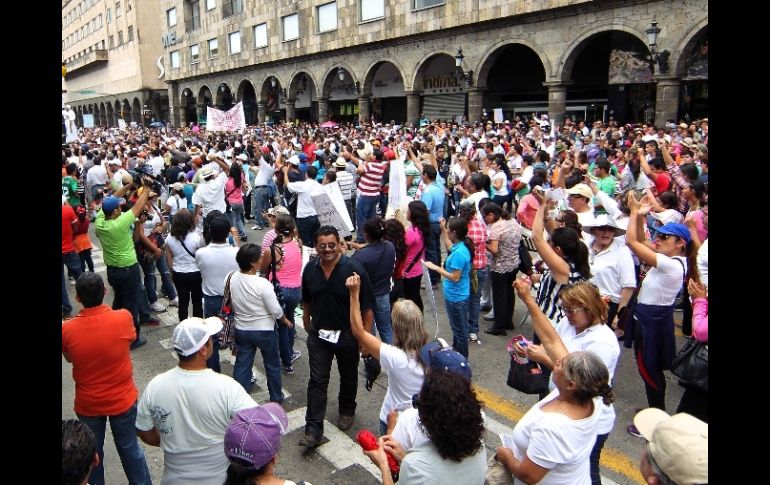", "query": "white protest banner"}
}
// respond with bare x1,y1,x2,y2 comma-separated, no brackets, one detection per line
82,114,94,128
207,101,246,132
117,118,127,130
387,158,408,218
493,108,504,124
311,182,353,238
